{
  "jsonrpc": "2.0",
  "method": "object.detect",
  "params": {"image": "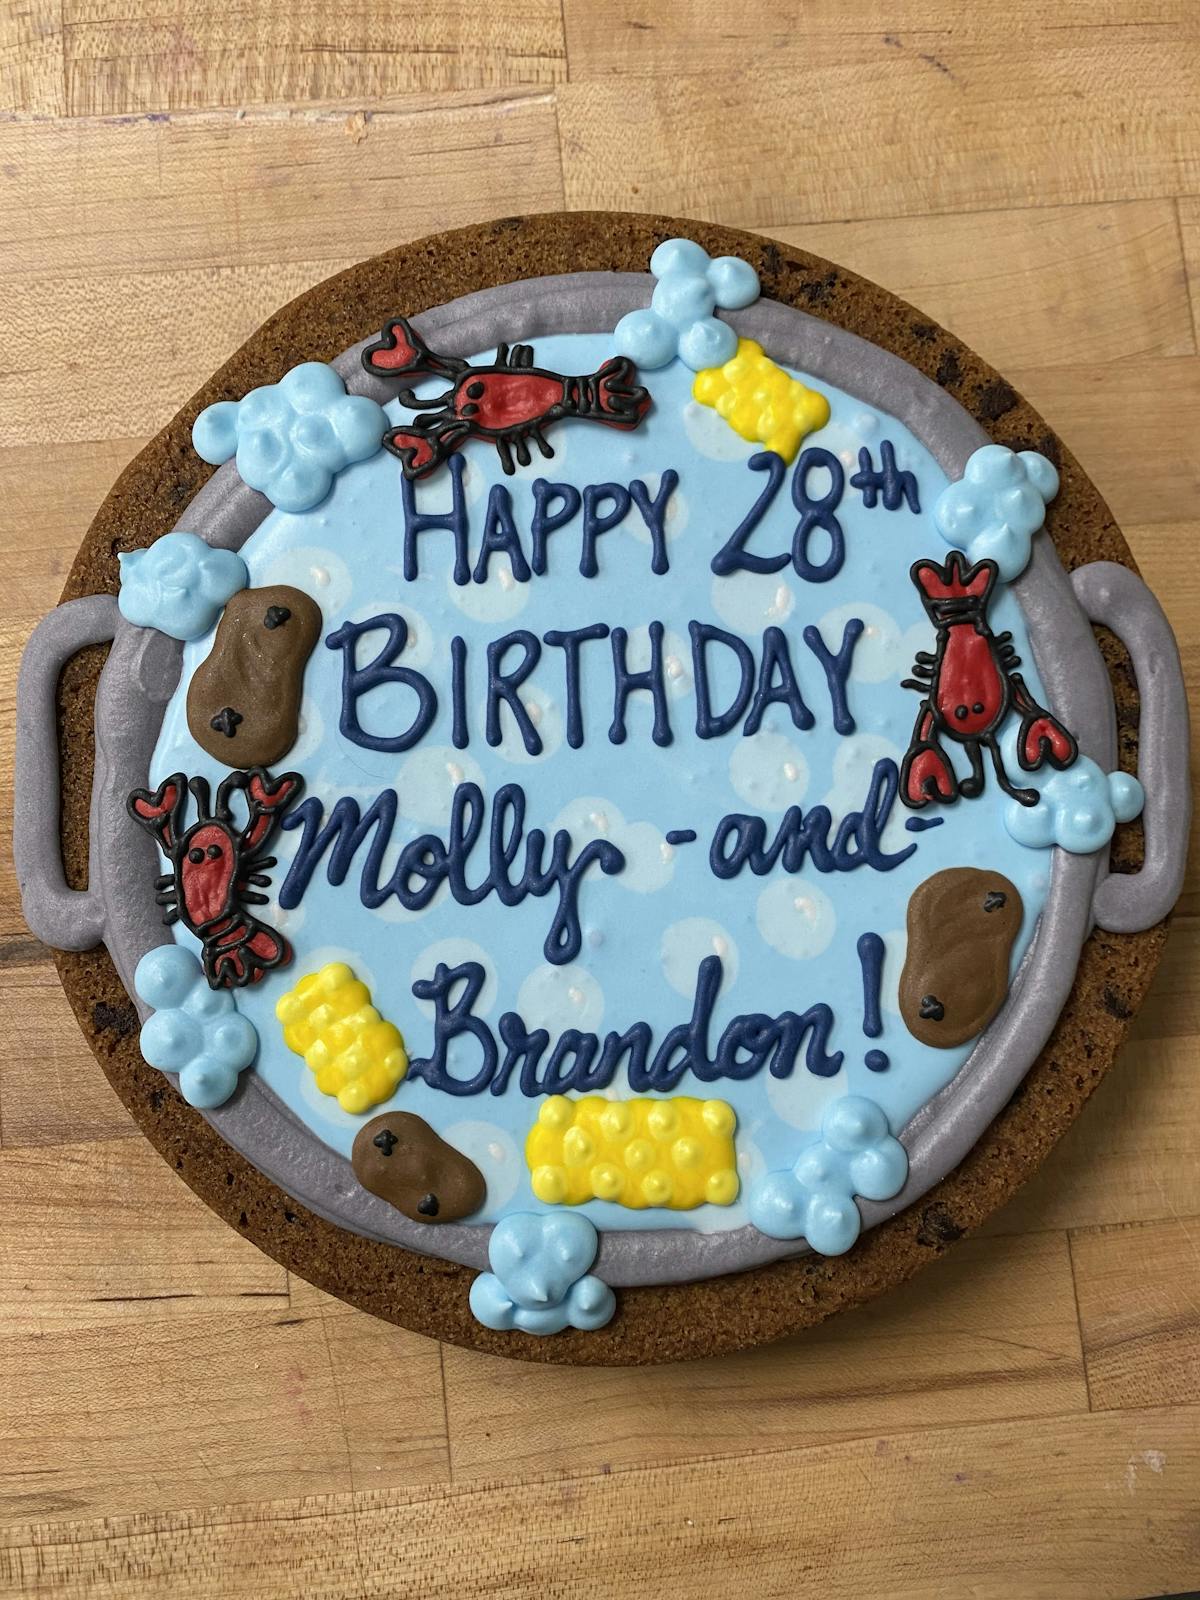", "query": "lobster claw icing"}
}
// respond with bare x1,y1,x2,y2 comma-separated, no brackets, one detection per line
902,739,958,807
